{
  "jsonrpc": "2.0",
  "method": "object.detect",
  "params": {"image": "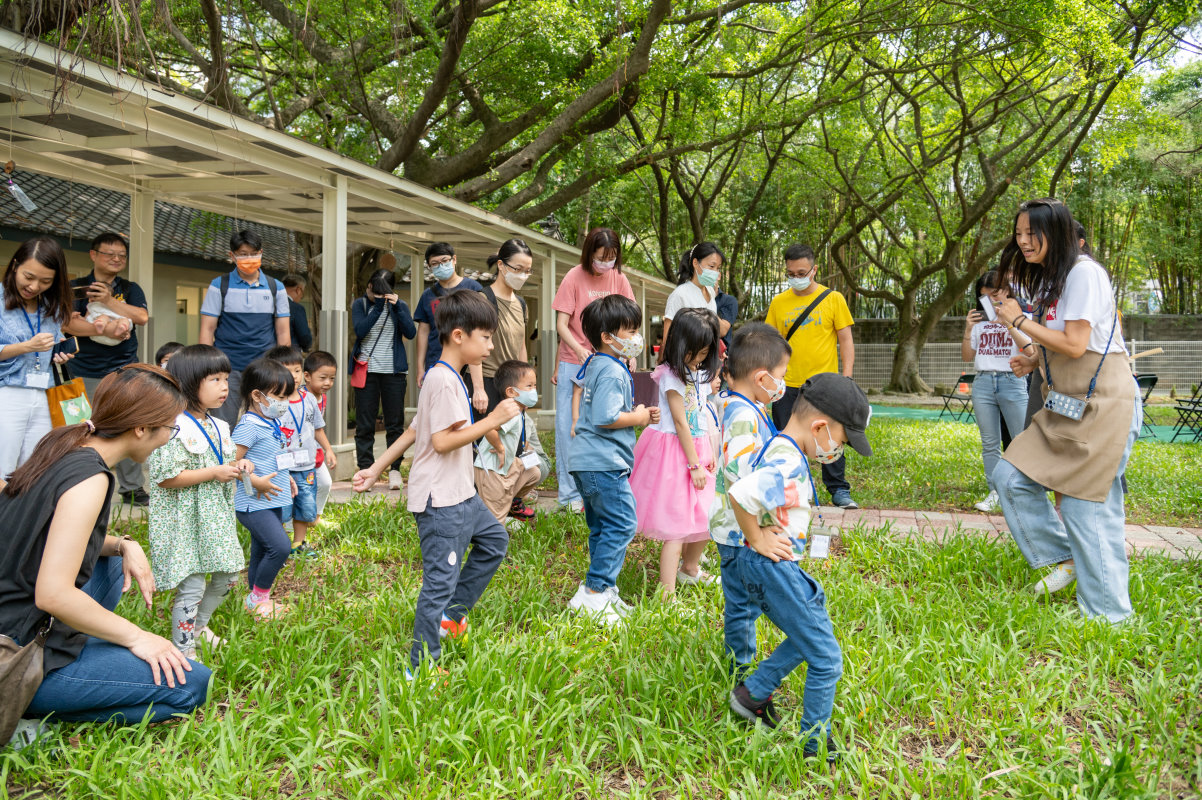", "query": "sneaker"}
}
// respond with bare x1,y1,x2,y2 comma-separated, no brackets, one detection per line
509,498,536,521
729,683,781,729
6,718,54,751
604,585,633,616
439,614,468,639
505,518,527,534
289,545,321,560
522,490,540,506
245,596,290,620
1031,563,1076,597
974,490,1000,513
197,627,224,648
388,470,403,490
830,489,858,509
121,489,150,507
558,499,584,514
803,735,843,764
677,567,720,587
567,583,622,624
180,647,203,665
